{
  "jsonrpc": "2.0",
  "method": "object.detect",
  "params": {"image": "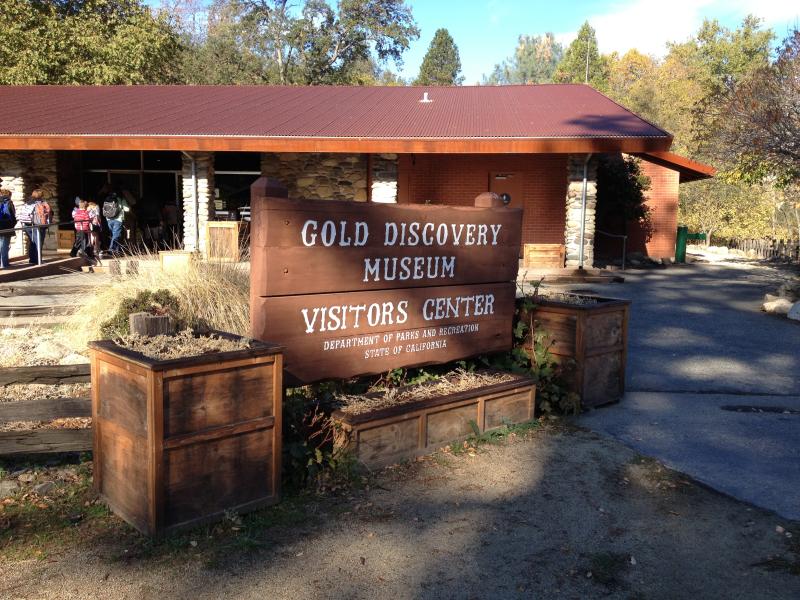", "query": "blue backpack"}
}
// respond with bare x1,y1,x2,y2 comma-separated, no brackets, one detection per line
0,198,16,229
